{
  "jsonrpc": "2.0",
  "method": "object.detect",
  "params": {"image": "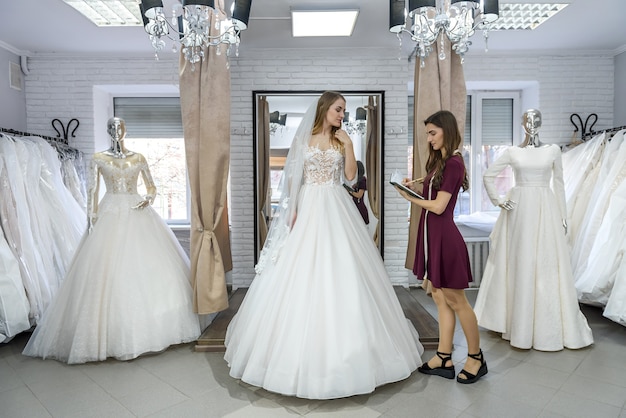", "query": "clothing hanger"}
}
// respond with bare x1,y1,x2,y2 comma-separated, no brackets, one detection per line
570,113,598,142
